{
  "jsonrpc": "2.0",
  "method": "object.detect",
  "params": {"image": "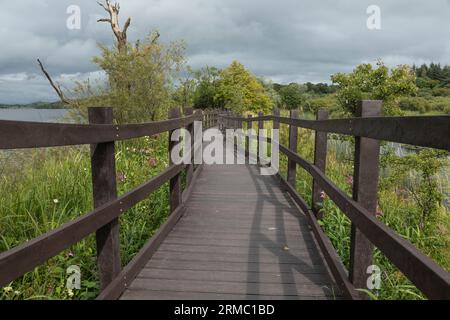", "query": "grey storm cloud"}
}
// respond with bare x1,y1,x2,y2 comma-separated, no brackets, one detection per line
1,0,450,103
